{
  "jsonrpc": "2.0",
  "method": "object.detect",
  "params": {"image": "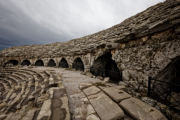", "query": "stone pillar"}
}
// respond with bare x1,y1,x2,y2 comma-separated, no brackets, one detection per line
84,65,90,72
